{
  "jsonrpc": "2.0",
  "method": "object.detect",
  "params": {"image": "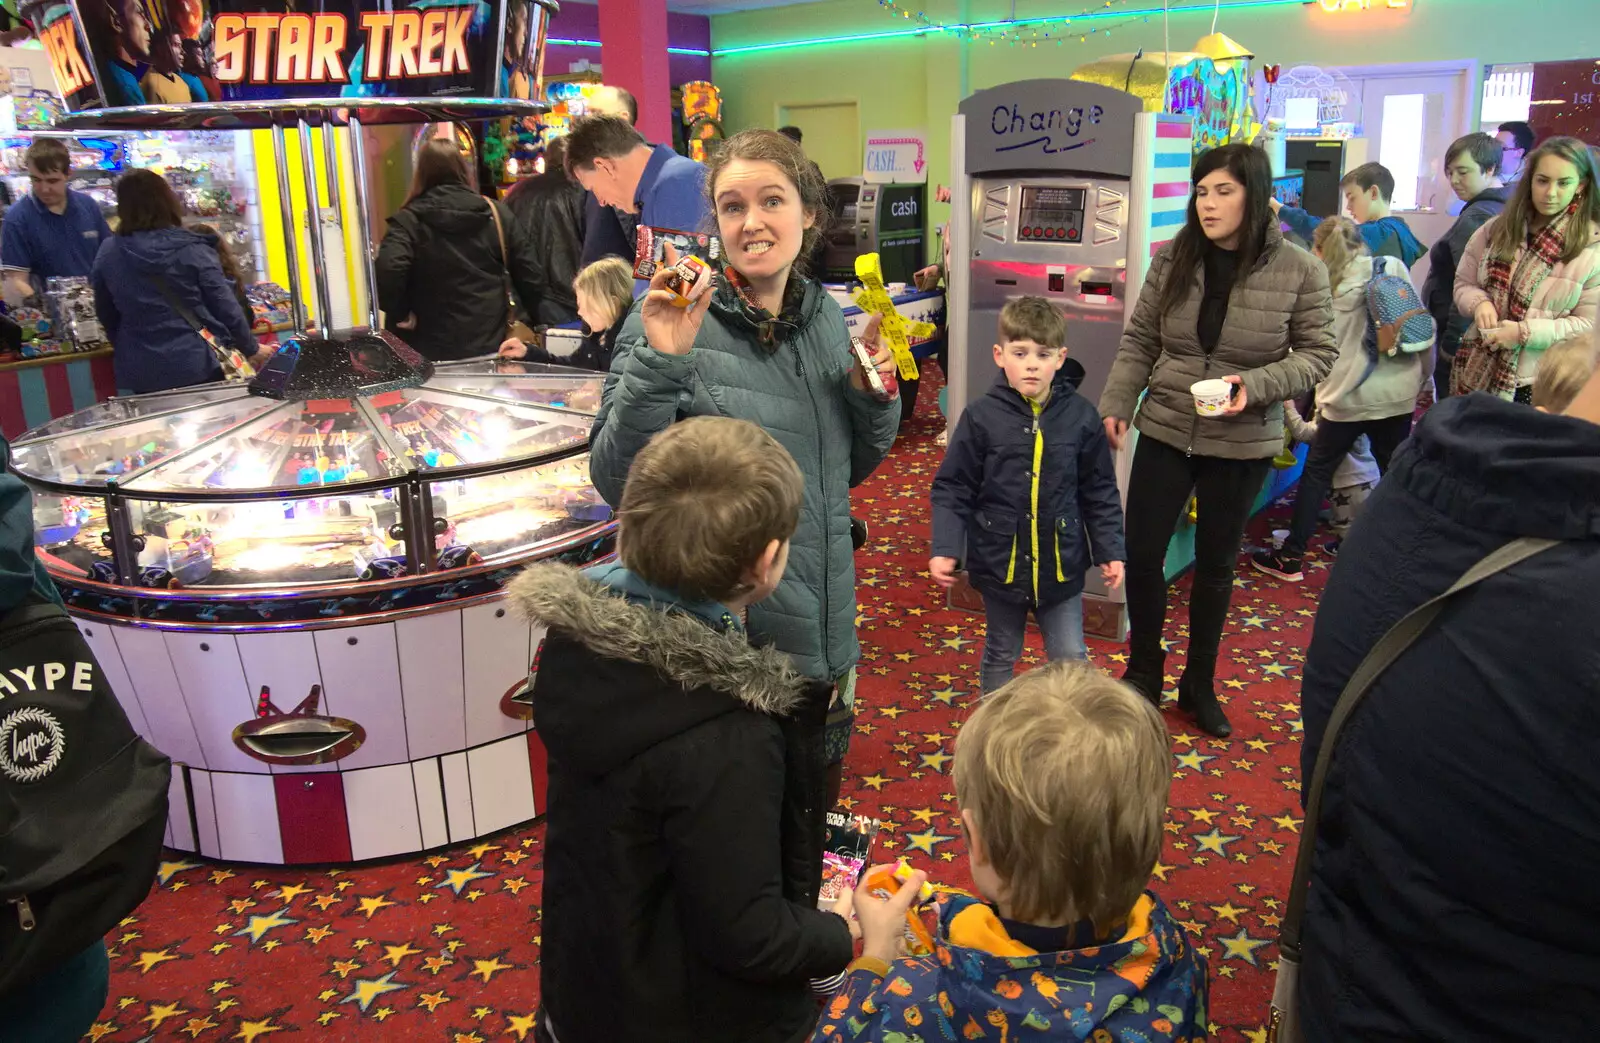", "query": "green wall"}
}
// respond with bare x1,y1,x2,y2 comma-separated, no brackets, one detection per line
712,0,1600,239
